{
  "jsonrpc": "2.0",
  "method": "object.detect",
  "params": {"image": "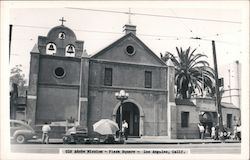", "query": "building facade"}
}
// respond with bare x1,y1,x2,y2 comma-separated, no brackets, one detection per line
26,22,240,139
26,23,177,138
